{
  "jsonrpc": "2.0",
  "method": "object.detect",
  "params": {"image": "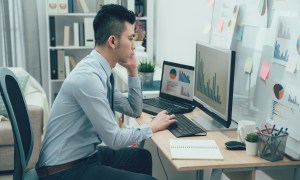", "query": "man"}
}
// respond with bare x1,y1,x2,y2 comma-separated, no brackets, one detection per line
36,4,176,180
